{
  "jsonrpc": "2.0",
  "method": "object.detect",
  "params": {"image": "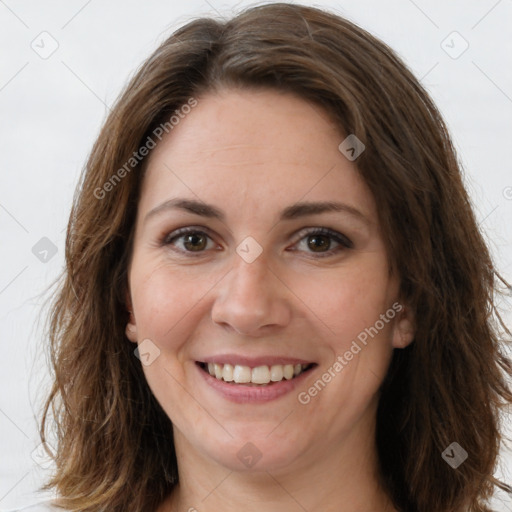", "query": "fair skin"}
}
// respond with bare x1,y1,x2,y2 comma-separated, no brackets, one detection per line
125,87,415,512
